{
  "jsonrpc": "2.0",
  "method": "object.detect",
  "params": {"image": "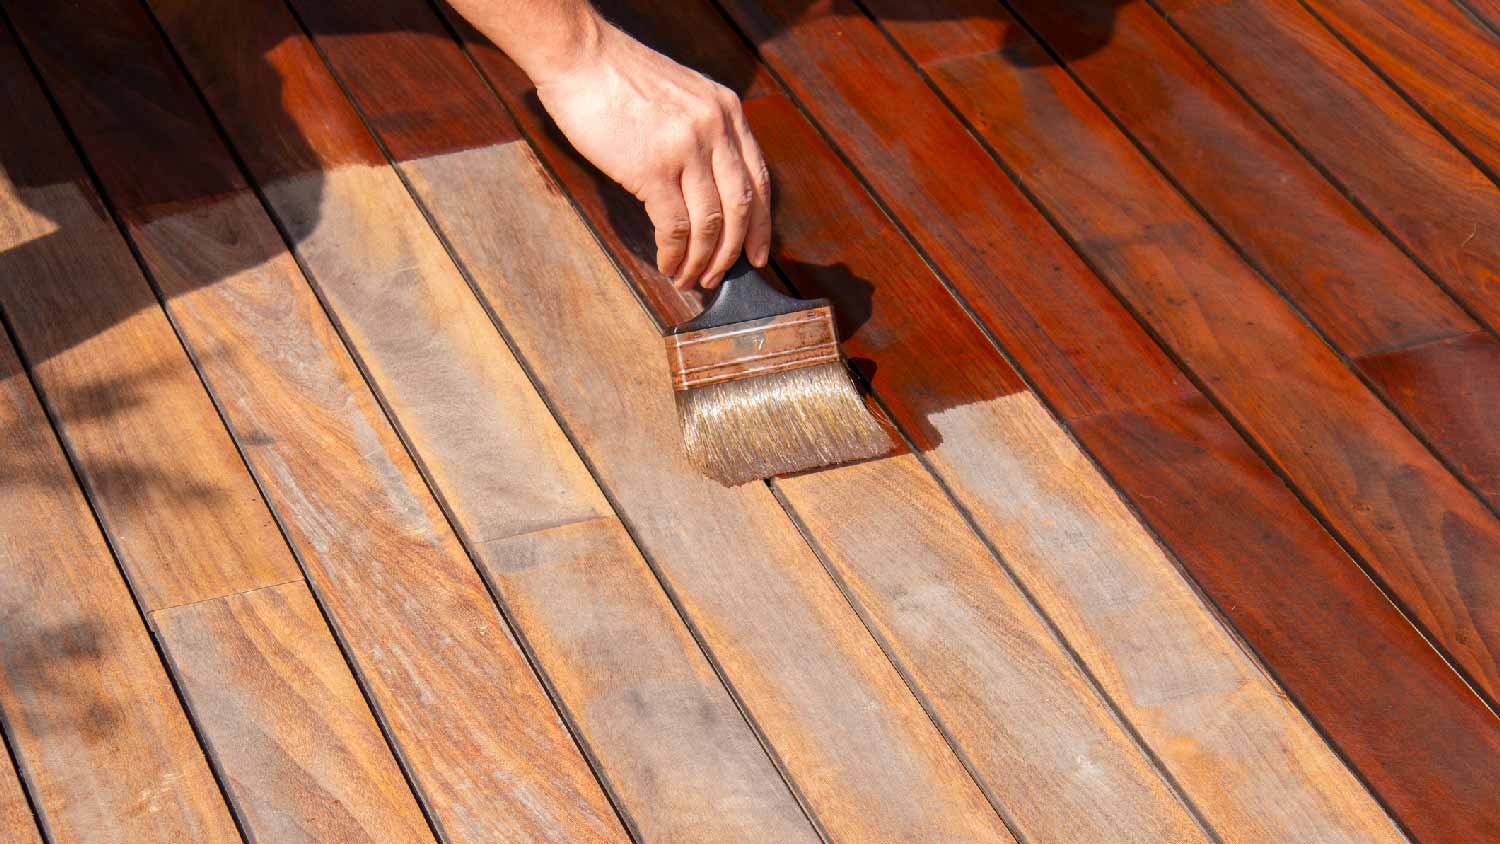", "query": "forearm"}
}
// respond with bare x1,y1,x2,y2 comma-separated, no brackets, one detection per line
446,0,605,83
